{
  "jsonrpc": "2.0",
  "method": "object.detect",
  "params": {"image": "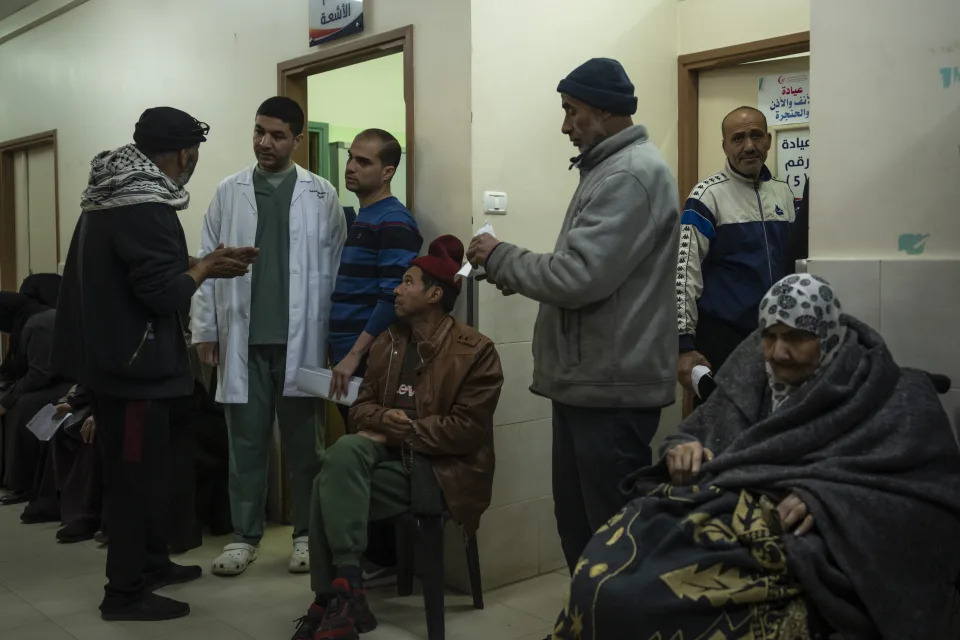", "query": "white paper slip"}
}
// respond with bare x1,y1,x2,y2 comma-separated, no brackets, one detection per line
457,221,497,280
26,404,71,442
297,367,362,406
691,365,712,389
